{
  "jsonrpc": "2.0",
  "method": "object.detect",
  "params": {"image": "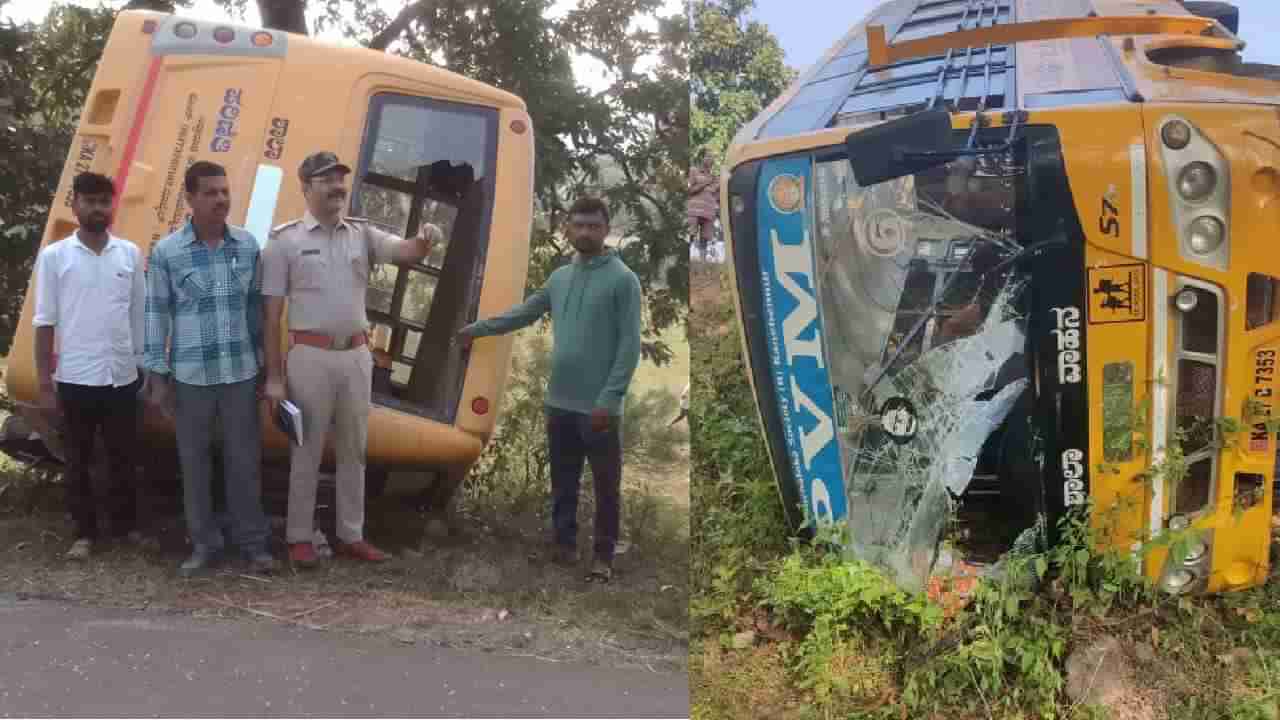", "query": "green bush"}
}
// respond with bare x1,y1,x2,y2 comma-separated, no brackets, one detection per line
465,332,685,517
689,263,790,634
